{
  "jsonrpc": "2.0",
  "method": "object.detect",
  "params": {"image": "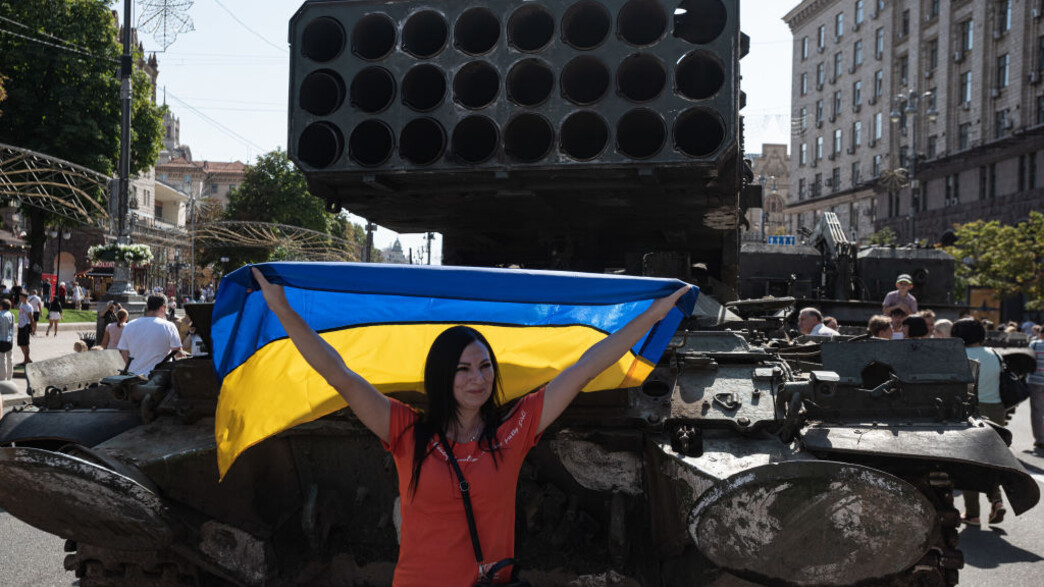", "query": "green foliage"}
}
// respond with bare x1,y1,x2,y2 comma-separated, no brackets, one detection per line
0,71,7,115
943,211,1044,309
867,227,899,246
